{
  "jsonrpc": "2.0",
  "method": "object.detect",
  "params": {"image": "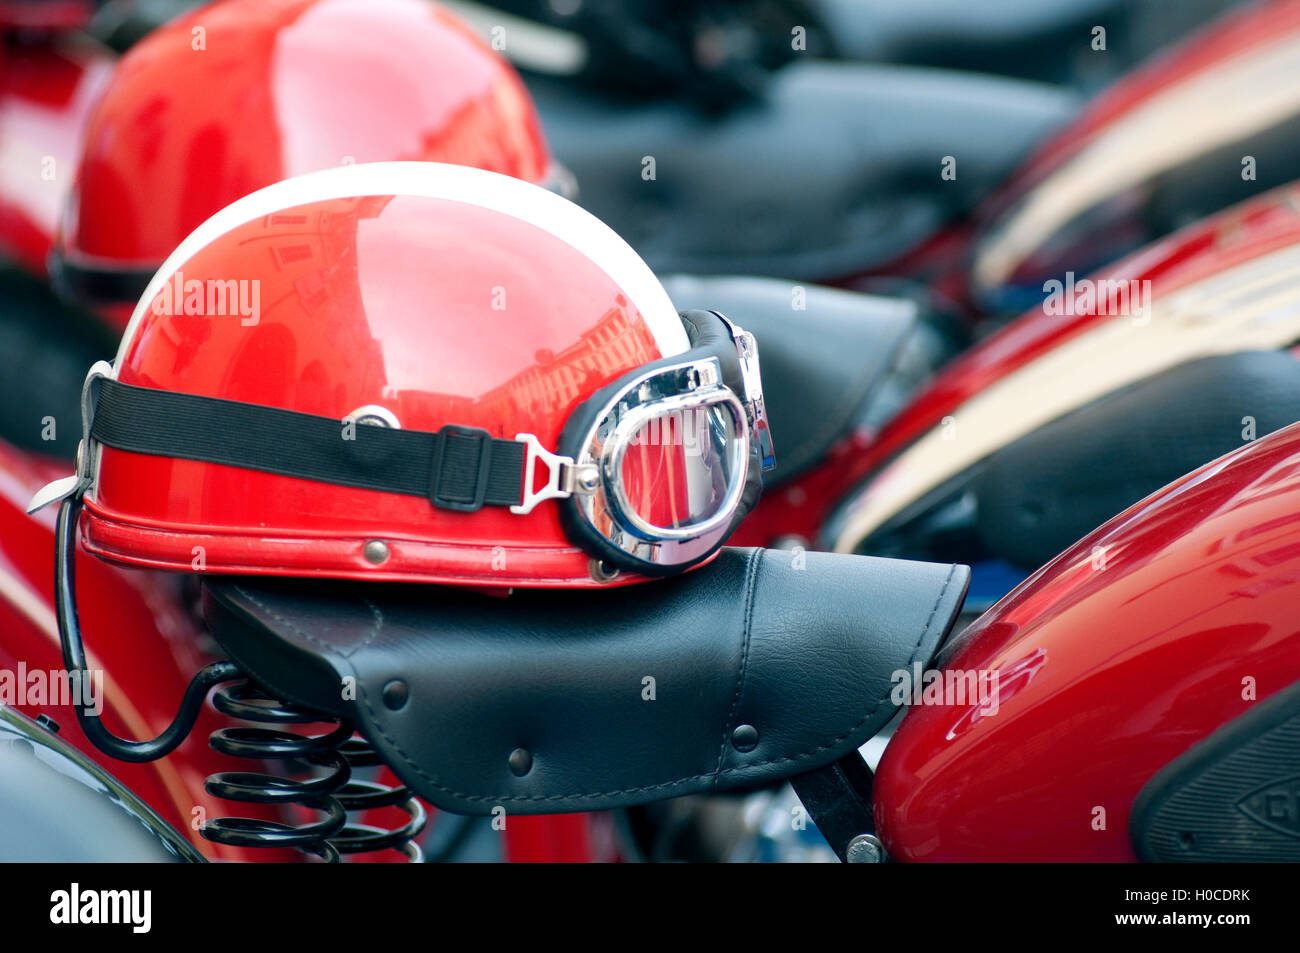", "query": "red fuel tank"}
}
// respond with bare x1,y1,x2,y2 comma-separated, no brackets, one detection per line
874,420,1300,861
